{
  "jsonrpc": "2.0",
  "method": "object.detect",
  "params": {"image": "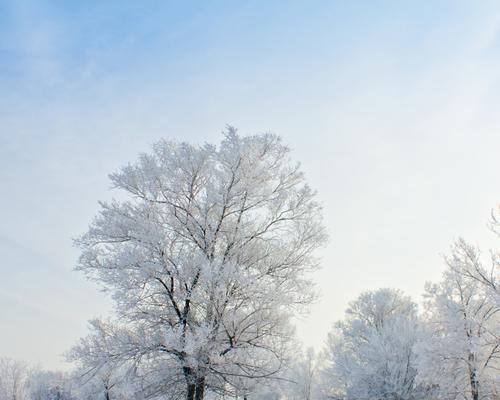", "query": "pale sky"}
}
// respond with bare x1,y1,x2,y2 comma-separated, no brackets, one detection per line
1,1,500,370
